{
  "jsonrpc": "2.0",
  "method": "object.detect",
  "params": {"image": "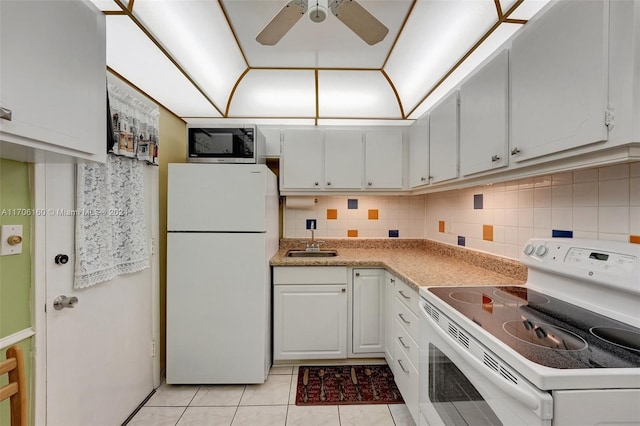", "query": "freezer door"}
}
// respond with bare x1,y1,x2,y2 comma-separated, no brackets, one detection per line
166,232,271,384
168,164,272,232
